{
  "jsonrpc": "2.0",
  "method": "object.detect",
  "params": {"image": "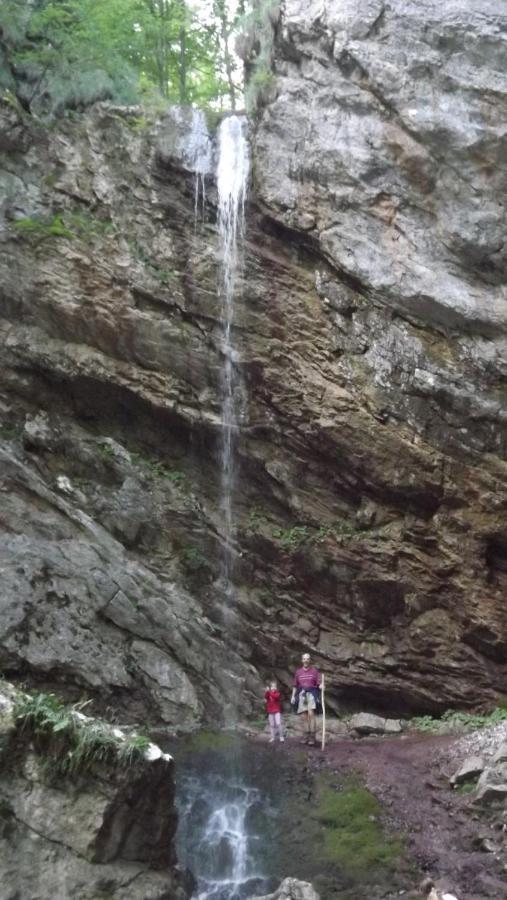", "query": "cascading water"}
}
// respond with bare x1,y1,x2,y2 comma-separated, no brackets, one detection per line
216,115,249,599
178,116,254,900
173,106,212,227
178,773,270,900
